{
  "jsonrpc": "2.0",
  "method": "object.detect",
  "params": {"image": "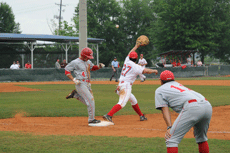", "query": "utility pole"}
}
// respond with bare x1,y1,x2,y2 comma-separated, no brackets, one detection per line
55,0,66,35
79,0,87,56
